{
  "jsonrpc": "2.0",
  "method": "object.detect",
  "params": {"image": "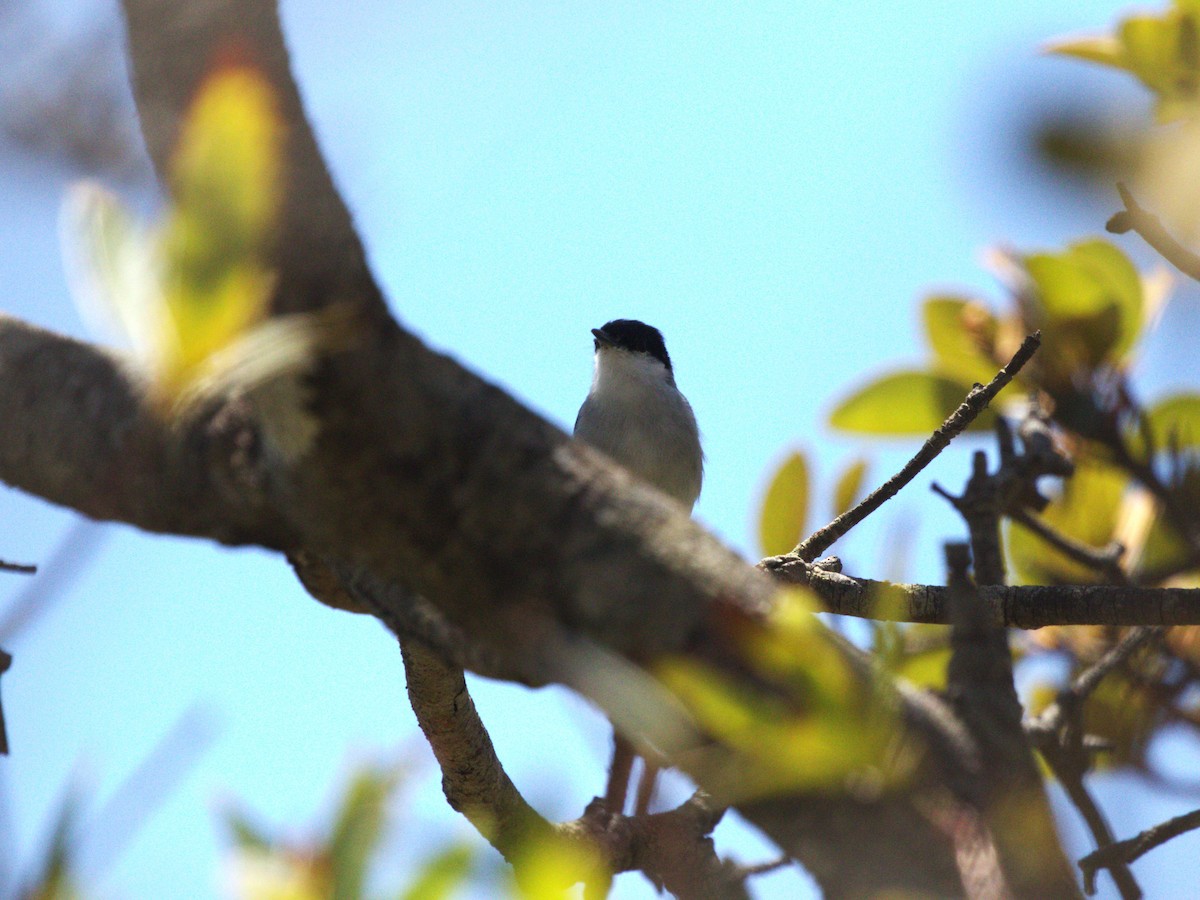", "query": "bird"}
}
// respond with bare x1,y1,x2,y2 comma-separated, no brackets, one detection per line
573,318,703,816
